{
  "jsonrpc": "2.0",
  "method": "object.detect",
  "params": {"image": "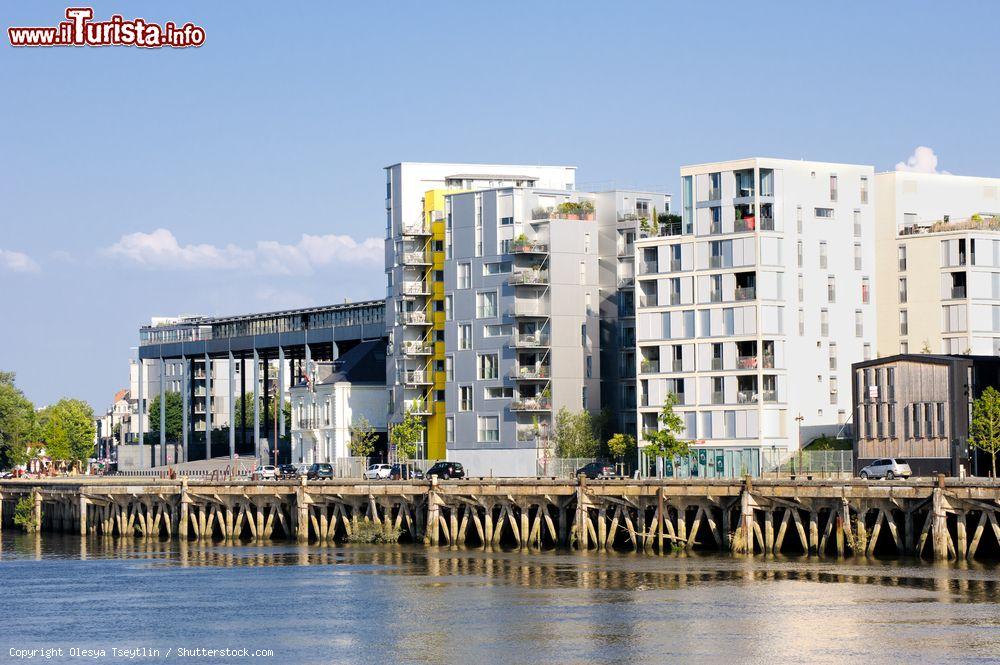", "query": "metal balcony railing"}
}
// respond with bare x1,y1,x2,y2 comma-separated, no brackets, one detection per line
399,310,429,325
737,390,758,404
737,355,758,369
509,269,549,286
511,240,548,254
401,370,432,384
402,251,431,265
735,286,756,301
402,222,431,236
511,302,549,317
401,281,431,296
512,332,550,348
401,340,433,355
510,397,552,411
638,261,658,275
512,364,551,380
